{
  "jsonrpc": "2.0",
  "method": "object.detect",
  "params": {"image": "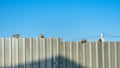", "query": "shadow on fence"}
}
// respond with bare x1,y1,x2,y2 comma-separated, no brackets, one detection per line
1,56,85,68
